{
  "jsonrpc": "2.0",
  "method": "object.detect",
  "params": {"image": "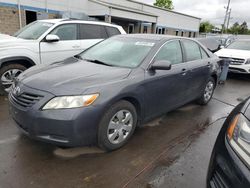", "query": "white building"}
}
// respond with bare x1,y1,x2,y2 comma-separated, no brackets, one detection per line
0,0,201,37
